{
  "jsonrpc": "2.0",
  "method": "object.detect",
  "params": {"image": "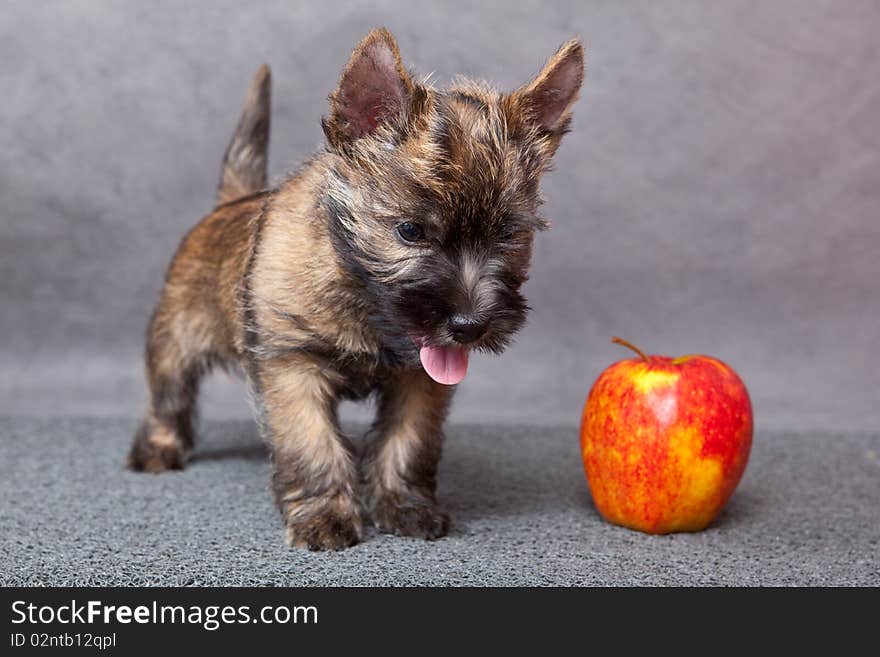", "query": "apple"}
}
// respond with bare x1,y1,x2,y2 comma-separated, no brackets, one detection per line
580,337,753,534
